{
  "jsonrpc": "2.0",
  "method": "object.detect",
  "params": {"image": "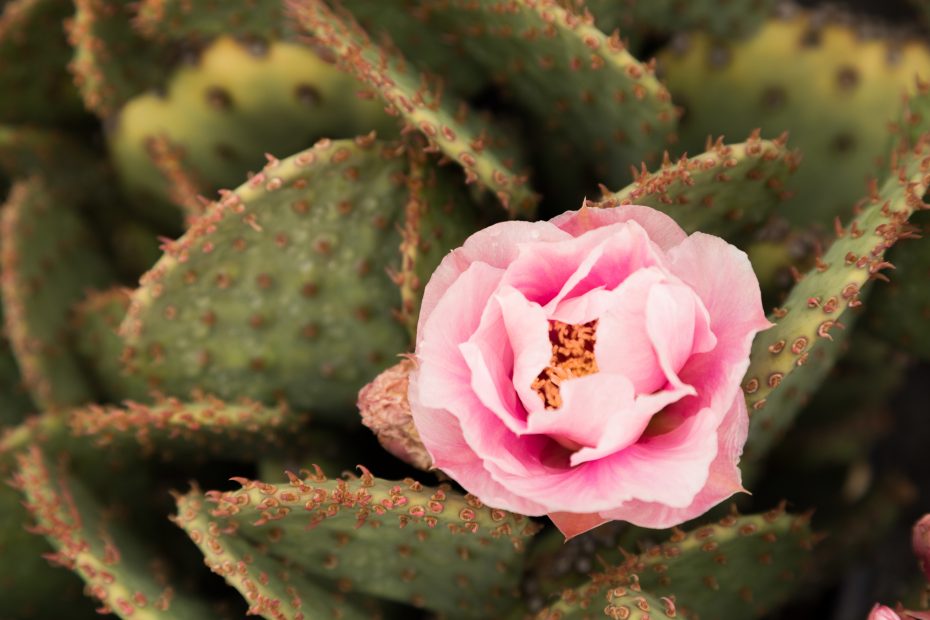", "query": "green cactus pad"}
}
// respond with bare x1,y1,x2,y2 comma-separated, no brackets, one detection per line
67,0,169,118
417,0,677,187
1,178,115,410
769,333,904,469
628,508,815,619
869,210,930,359
0,480,96,619
533,507,814,619
175,469,541,619
0,125,102,193
0,395,310,473
0,0,85,124
12,446,213,619
532,570,673,620
120,137,474,417
742,134,930,464
342,0,487,97
289,0,538,216
658,9,930,227
0,345,33,427
134,0,286,41
73,288,152,402
174,490,381,620
579,0,776,46
108,35,395,226
68,396,310,459
599,132,798,240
